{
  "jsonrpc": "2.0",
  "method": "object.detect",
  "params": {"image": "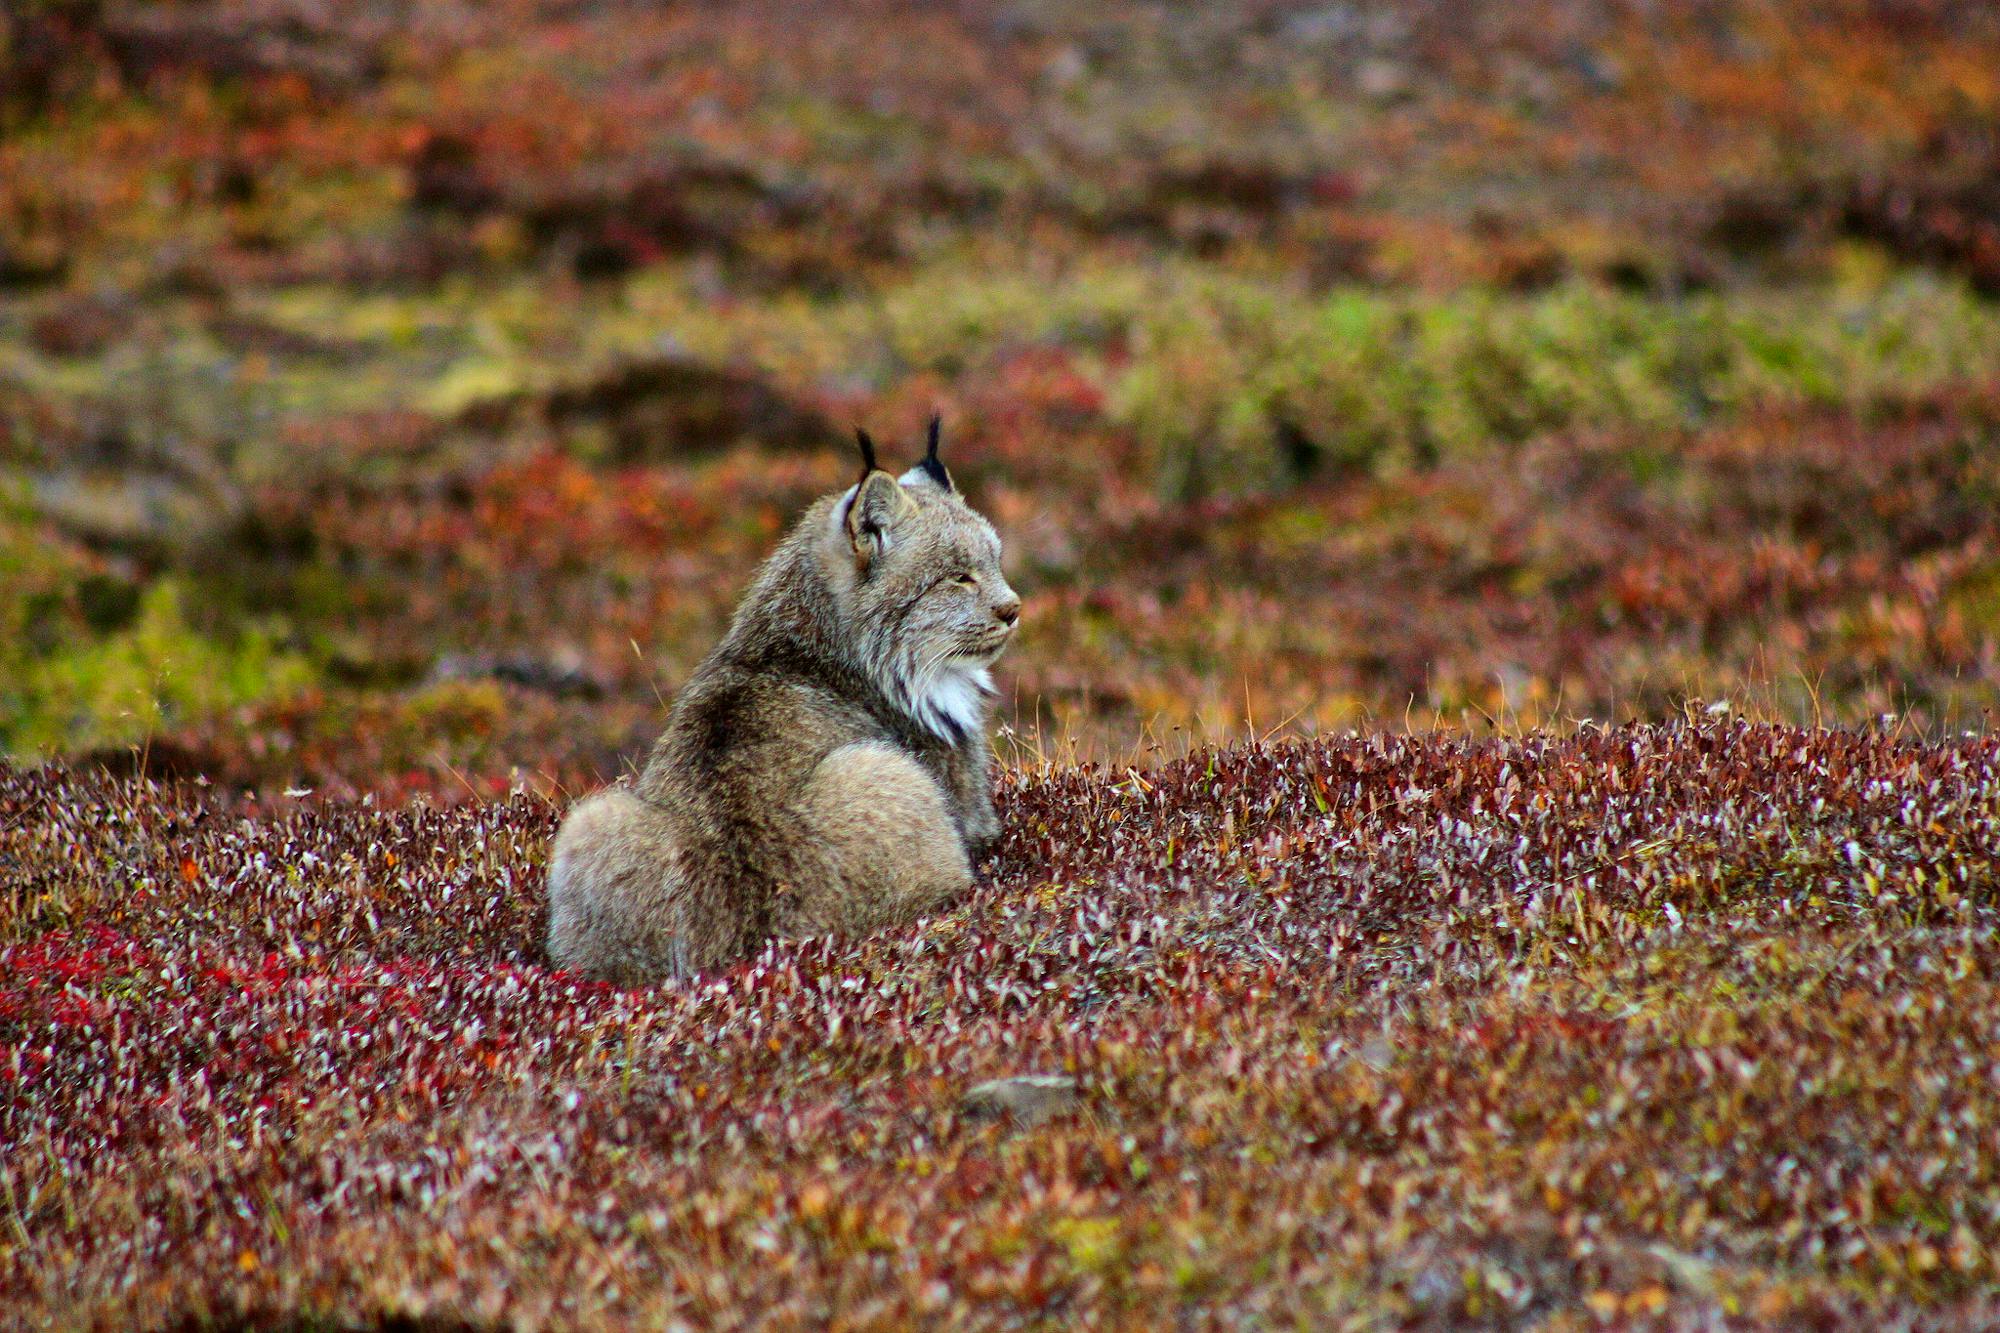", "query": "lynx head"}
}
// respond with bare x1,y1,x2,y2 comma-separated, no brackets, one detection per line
823,416,1020,740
